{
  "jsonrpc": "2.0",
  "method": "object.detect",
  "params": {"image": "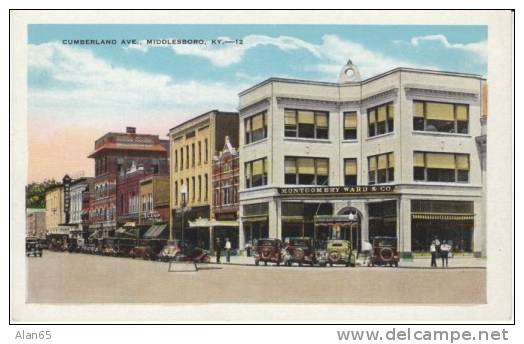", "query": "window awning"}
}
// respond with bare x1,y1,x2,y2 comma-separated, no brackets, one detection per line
143,224,168,239
412,213,474,221
89,230,101,239
188,218,239,228
116,227,137,237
